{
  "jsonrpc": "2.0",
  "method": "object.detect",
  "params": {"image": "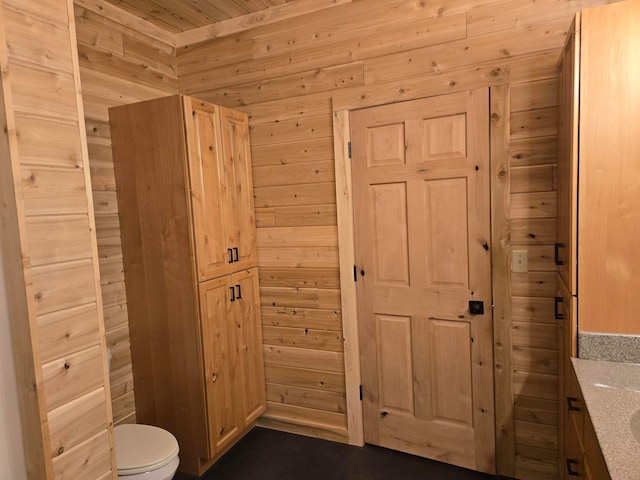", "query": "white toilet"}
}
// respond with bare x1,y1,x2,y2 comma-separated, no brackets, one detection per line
108,349,180,480
114,424,179,480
